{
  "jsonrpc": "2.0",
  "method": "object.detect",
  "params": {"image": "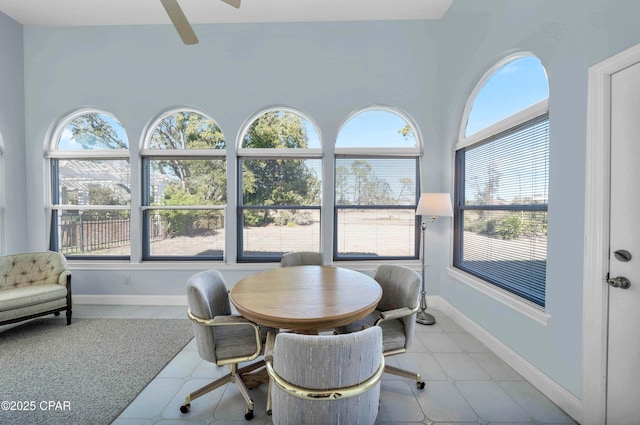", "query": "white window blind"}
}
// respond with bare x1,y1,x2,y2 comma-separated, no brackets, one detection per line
454,114,549,306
